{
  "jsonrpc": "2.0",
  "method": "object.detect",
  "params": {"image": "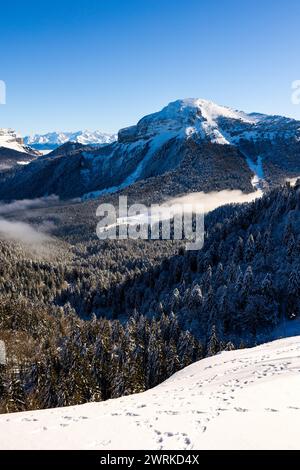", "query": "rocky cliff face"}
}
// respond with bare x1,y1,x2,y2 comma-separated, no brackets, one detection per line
0,128,40,170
